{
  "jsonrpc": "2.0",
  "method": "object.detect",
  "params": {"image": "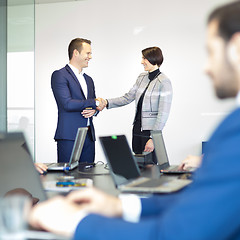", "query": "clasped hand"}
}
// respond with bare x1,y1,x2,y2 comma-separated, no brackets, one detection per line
96,97,107,111
81,98,107,118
